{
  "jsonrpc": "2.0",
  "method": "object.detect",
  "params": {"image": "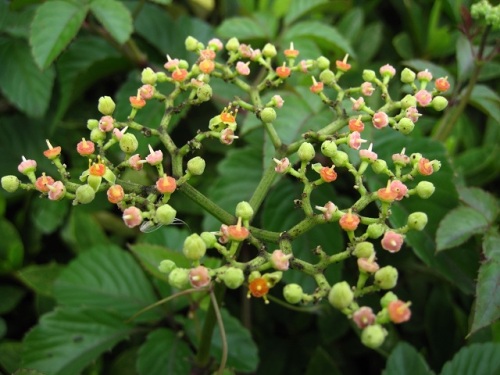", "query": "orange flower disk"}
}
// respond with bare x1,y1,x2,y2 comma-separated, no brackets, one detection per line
89,163,106,177
249,278,269,298
320,166,337,182
339,212,360,231
107,184,125,204
388,300,411,324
